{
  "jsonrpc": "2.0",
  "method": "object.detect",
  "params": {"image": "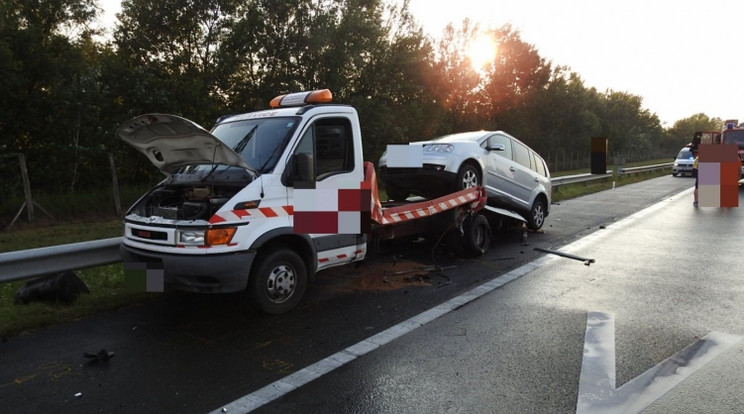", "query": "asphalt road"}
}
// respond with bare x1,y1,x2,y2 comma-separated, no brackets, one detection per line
4,174,732,414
